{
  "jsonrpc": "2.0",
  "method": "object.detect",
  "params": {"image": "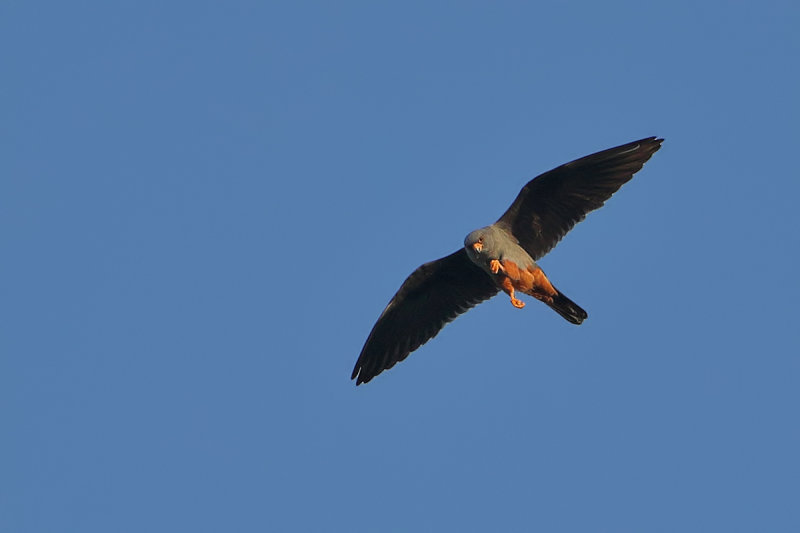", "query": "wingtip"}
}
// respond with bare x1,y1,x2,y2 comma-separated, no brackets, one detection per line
351,364,371,386
621,136,663,158
631,136,664,148
644,136,665,147
647,136,665,155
